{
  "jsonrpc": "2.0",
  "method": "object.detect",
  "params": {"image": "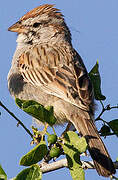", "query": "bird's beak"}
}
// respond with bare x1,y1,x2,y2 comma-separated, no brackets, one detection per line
8,21,27,33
